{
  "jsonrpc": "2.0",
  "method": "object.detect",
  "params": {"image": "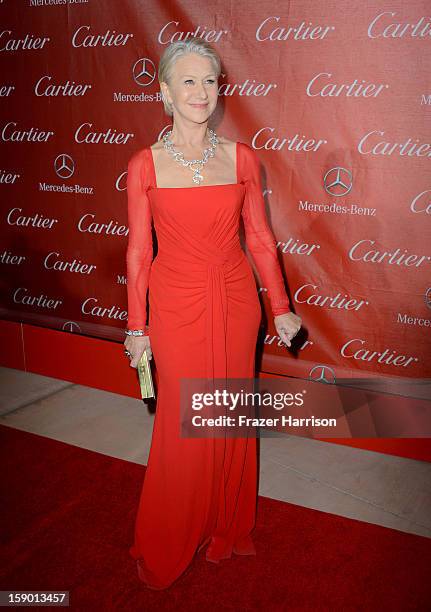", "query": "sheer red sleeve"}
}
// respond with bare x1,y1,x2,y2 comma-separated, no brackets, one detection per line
240,142,291,316
125,149,153,333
